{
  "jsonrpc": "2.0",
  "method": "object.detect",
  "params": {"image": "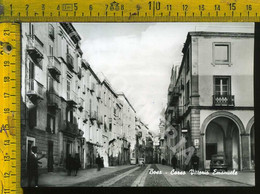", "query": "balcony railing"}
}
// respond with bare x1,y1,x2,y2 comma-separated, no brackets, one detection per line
26,79,44,100
48,56,61,78
65,122,79,136
67,91,77,106
26,34,44,59
66,53,74,70
169,87,180,106
47,92,61,110
213,95,235,106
